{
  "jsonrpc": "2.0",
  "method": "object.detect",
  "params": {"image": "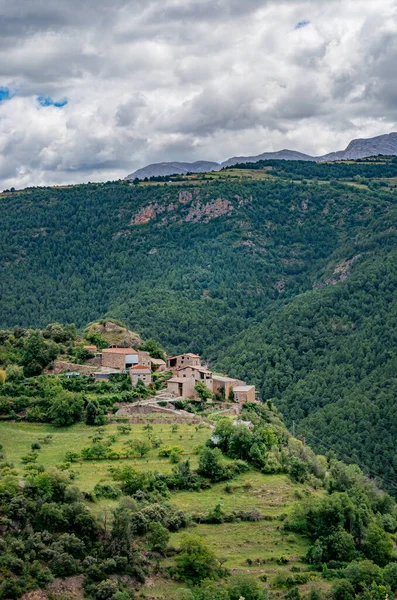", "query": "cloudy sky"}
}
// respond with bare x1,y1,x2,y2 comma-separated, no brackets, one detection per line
0,0,396,189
